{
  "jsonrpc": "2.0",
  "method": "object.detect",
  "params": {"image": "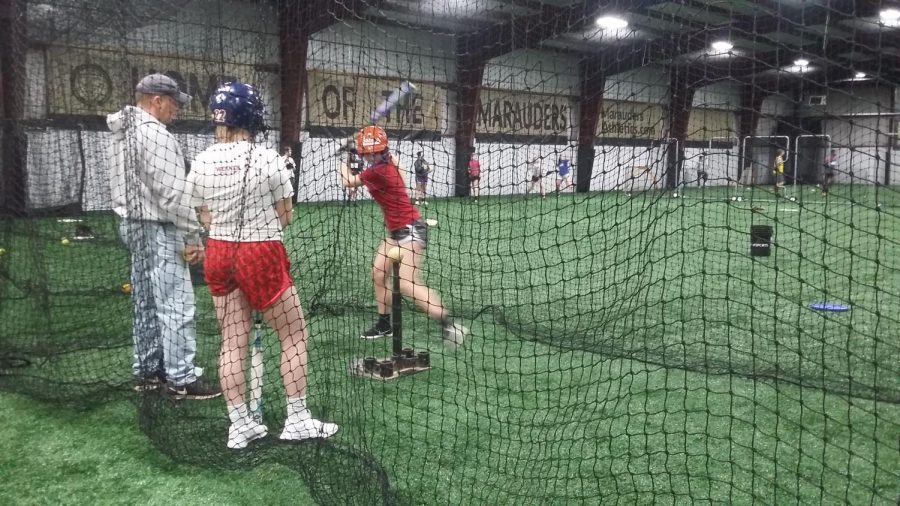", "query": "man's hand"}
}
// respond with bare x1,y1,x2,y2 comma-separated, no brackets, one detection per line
182,243,205,265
